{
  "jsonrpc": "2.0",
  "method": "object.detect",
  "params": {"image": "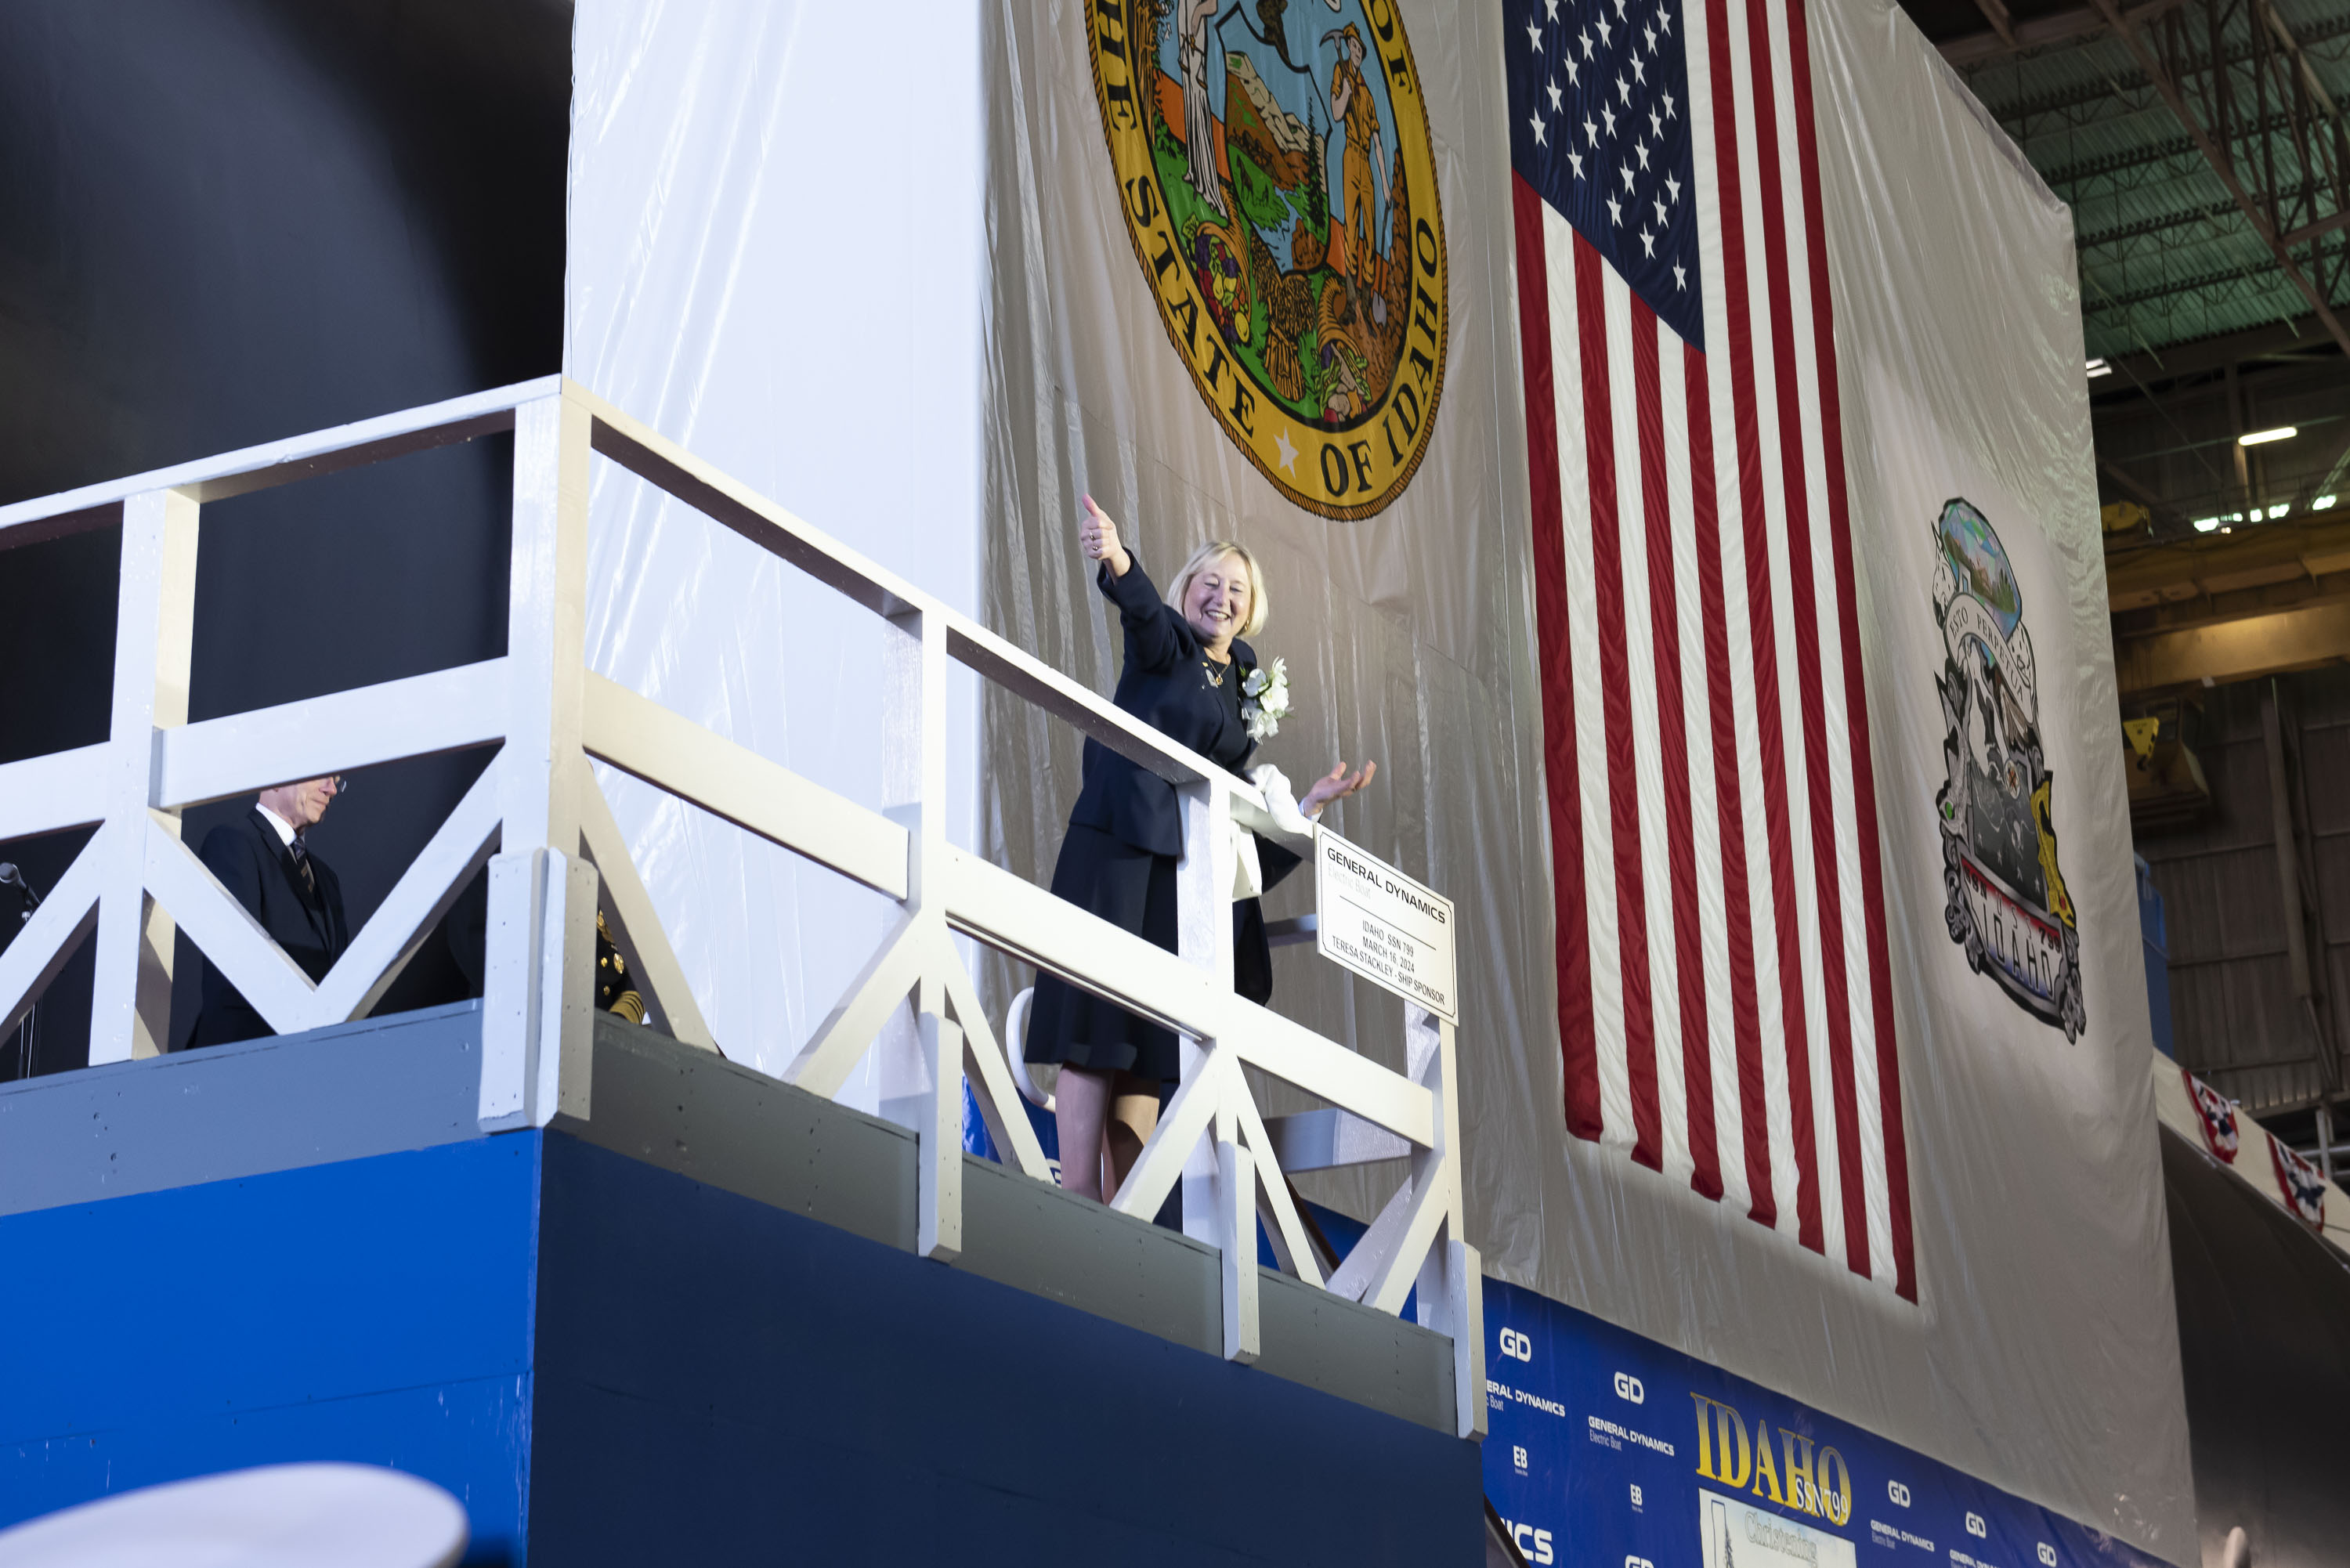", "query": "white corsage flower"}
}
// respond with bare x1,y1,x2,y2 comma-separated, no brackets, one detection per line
1241,656,1290,742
